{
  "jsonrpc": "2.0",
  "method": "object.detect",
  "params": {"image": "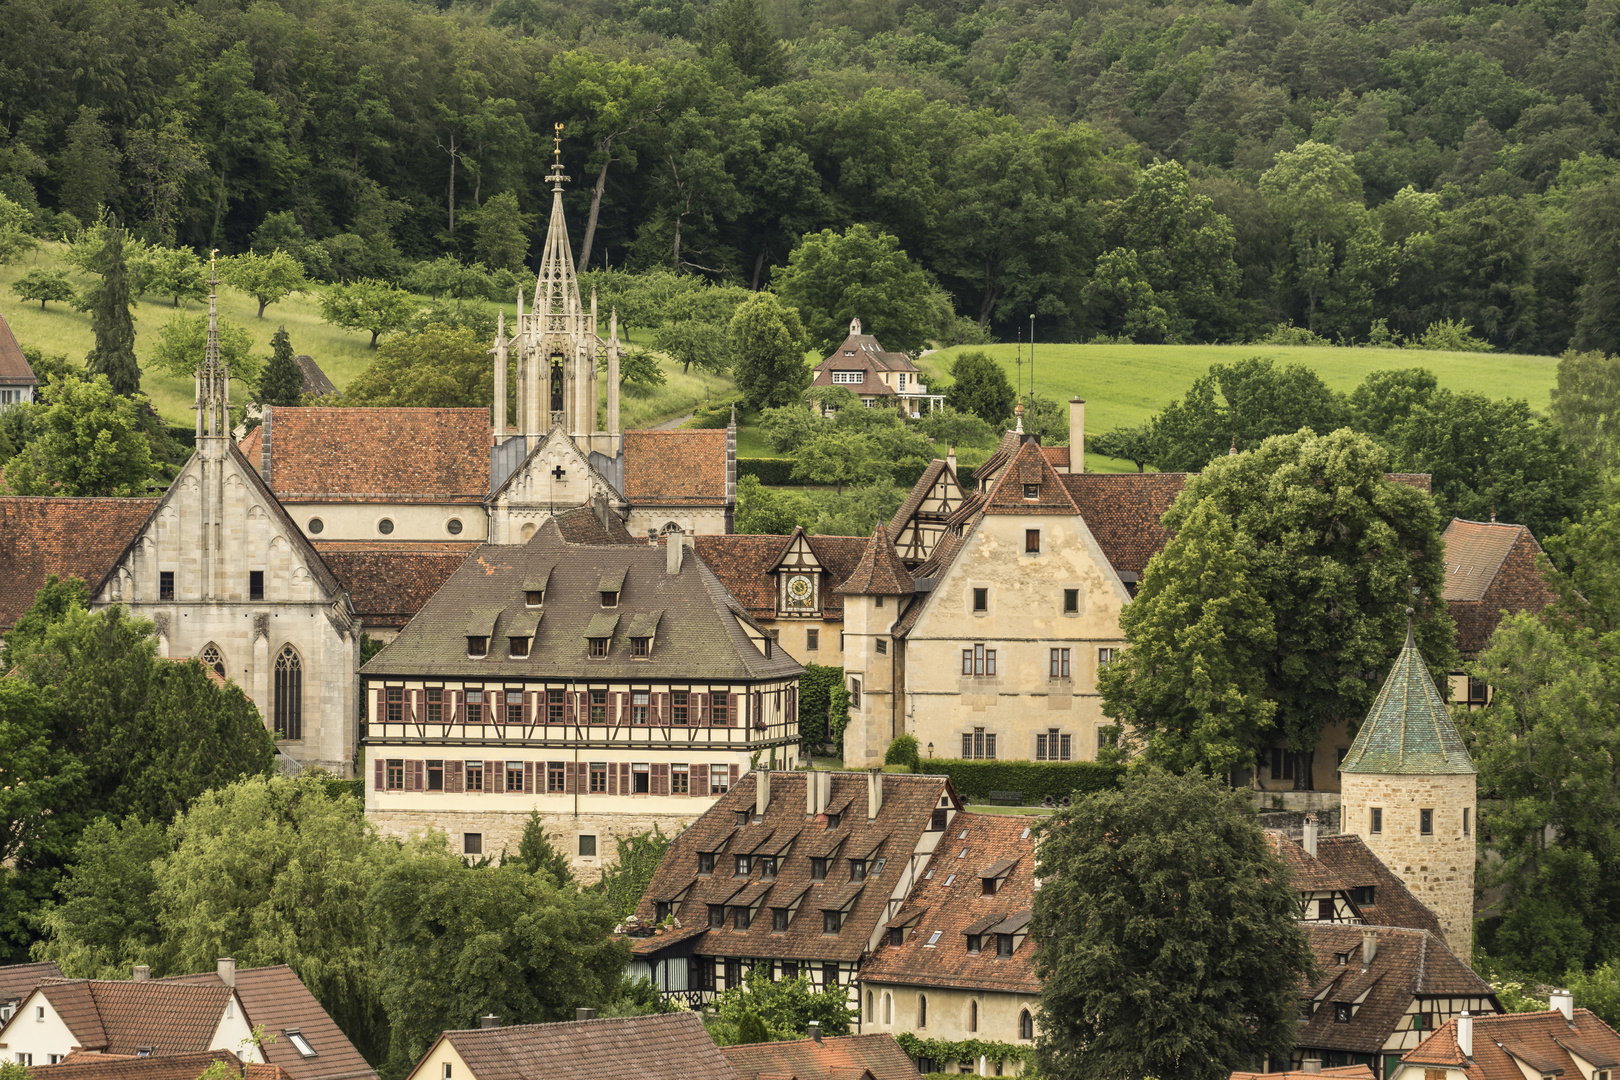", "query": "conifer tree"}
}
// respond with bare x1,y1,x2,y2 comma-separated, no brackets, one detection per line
258,326,304,407
84,224,140,397
515,810,574,888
